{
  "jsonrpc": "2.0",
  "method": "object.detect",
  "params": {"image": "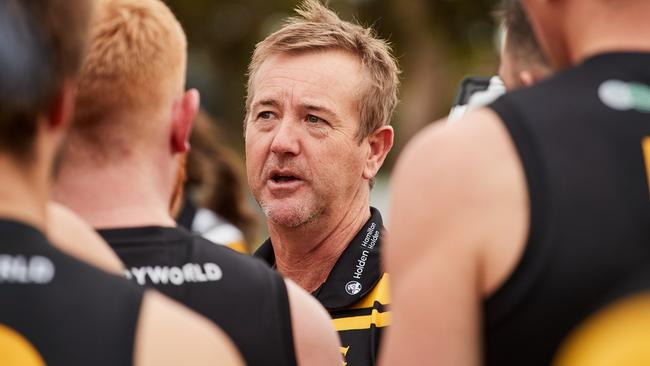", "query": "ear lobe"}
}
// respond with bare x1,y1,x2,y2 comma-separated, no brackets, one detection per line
519,71,536,87
362,125,394,180
171,88,200,153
